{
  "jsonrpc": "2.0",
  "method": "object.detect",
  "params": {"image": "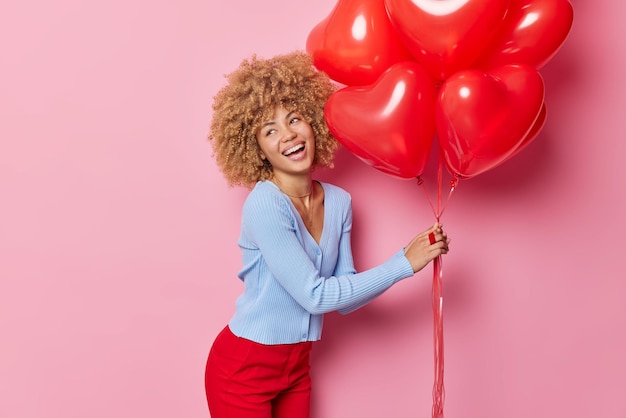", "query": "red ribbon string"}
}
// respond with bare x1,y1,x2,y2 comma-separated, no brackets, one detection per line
417,153,458,418
431,255,444,418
